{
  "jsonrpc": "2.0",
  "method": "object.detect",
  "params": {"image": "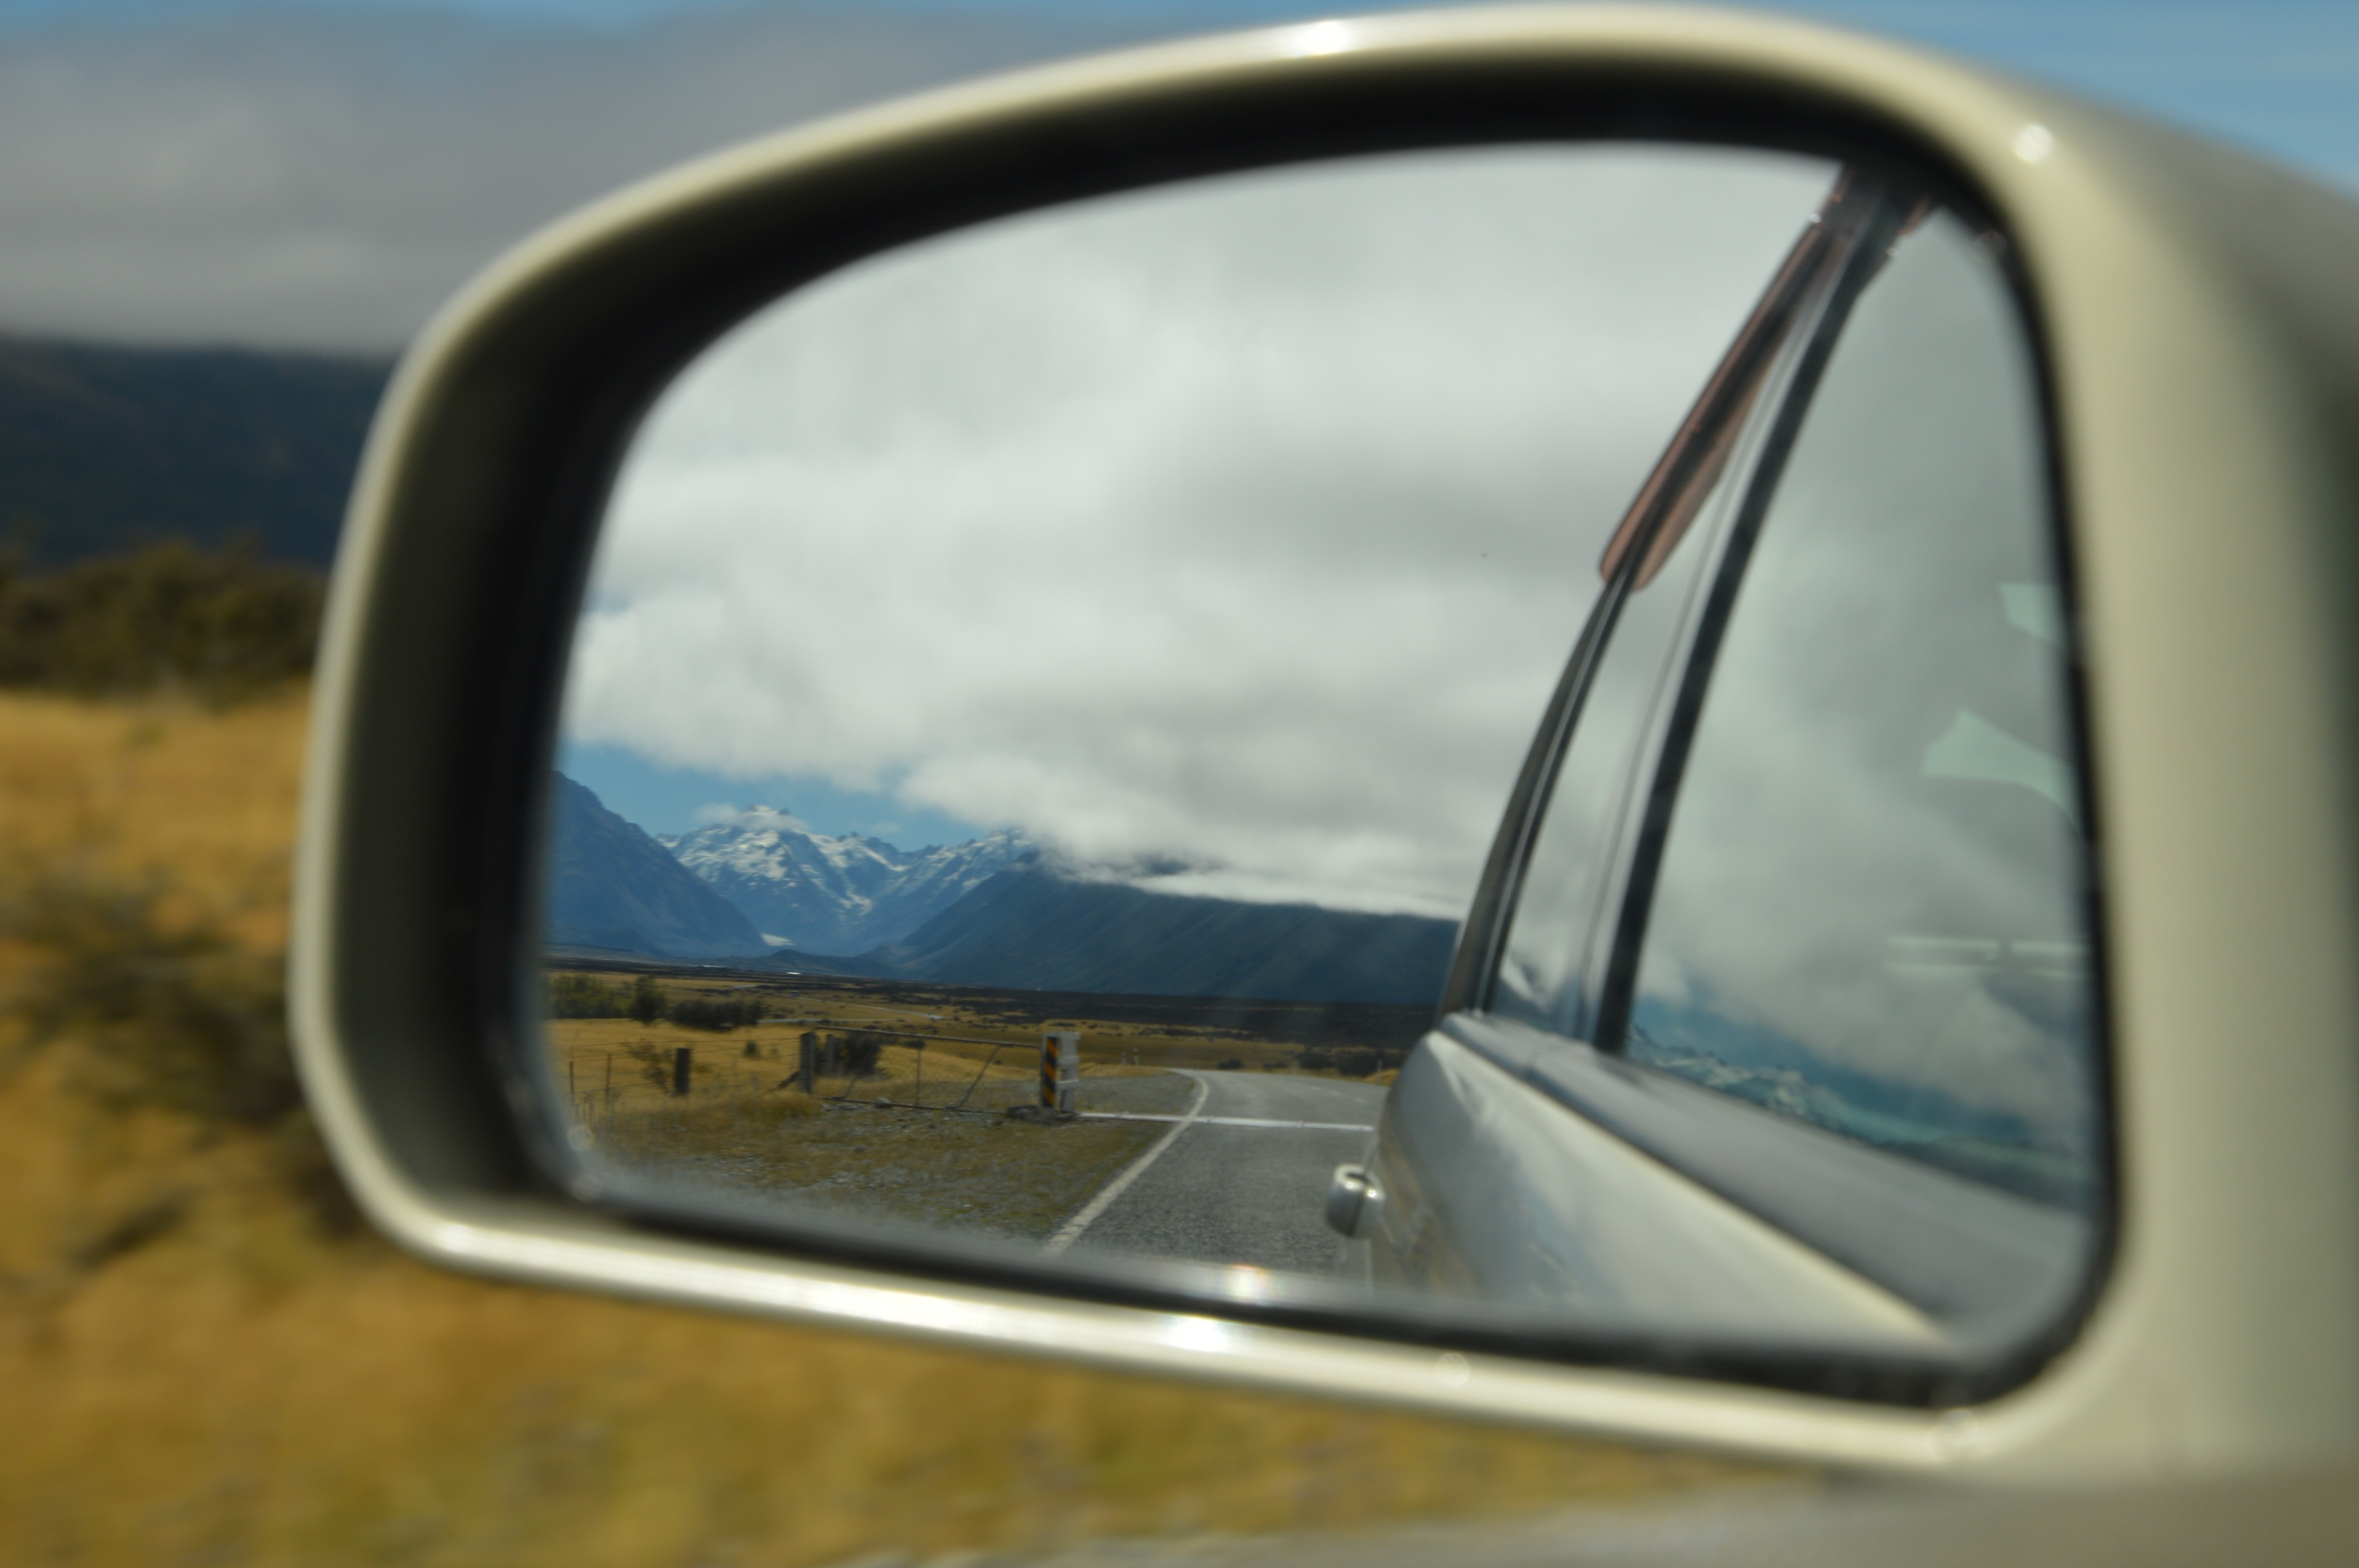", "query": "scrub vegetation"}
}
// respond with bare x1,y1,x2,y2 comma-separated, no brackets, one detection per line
0,682,1781,1567
0,540,324,704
